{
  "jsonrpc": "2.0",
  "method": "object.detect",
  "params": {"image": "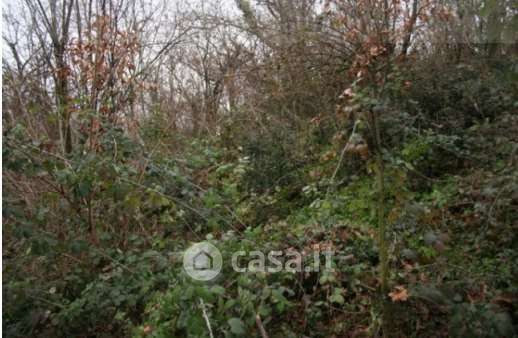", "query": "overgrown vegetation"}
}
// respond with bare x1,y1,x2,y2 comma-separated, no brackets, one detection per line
2,0,518,337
